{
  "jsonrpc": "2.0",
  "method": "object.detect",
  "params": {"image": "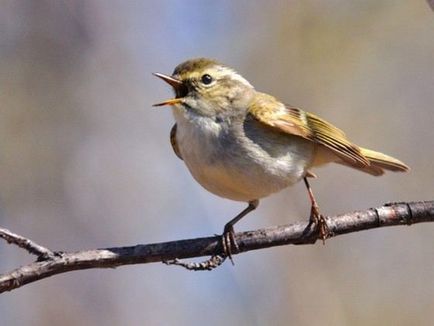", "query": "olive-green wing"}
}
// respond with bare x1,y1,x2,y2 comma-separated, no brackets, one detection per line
170,123,183,160
248,93,370,168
